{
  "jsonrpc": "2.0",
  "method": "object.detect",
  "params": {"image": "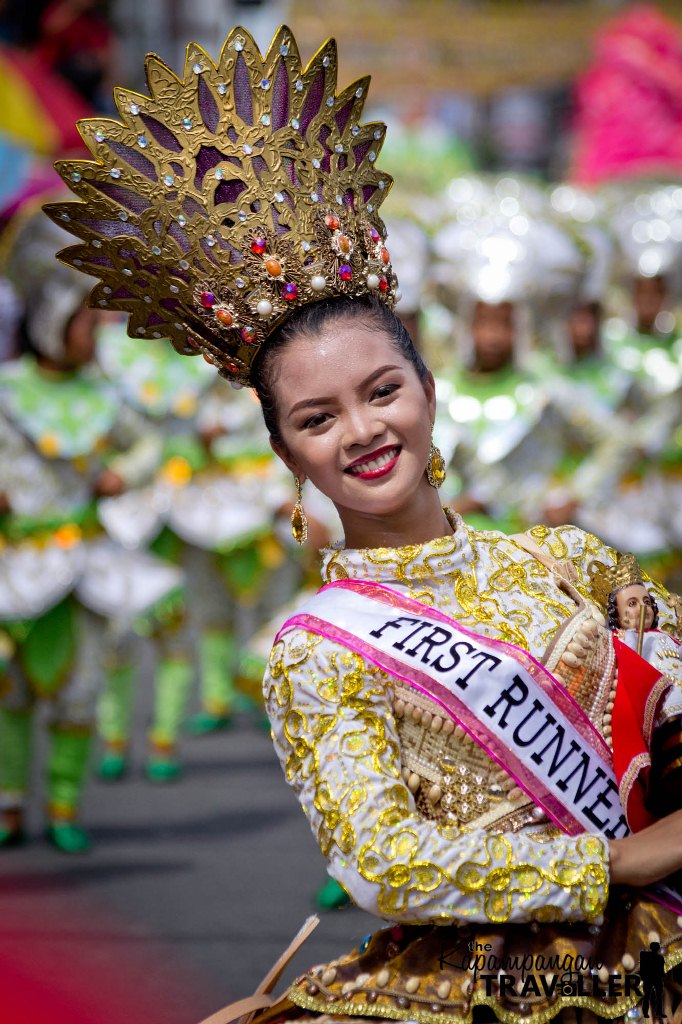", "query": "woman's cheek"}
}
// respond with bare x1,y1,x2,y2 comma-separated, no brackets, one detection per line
307,434,339,477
